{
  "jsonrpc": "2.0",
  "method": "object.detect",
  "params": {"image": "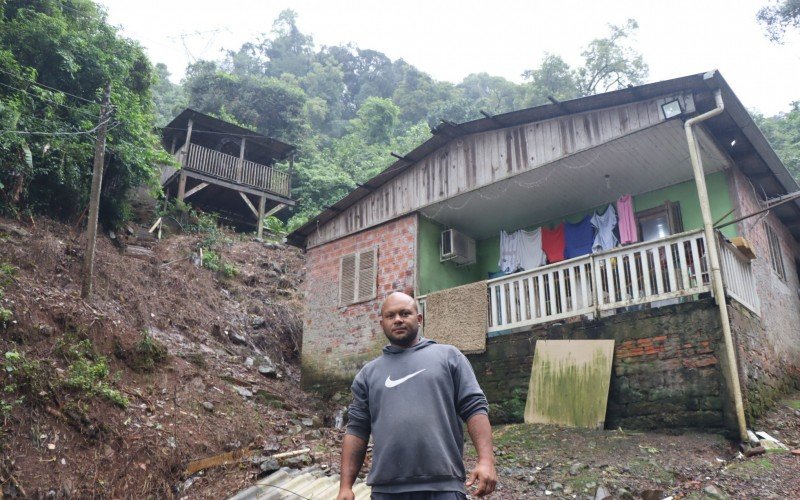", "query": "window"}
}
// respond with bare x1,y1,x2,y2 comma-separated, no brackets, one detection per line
339,247,378,306
636,201,683,242
766,225,786,280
